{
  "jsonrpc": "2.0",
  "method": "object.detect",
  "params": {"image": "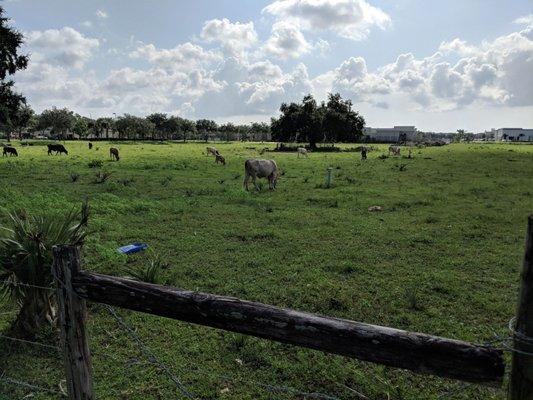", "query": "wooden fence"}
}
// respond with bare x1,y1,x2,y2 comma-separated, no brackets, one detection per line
51,215,533,400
